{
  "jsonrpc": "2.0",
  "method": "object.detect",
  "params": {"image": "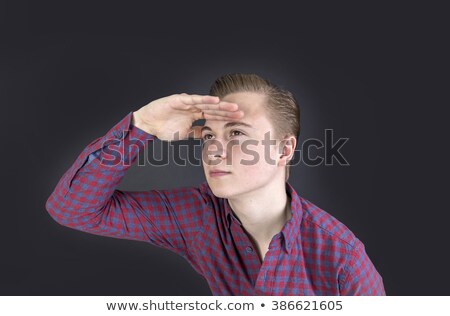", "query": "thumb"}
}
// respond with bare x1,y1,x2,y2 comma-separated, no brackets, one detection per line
187,126,203,139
